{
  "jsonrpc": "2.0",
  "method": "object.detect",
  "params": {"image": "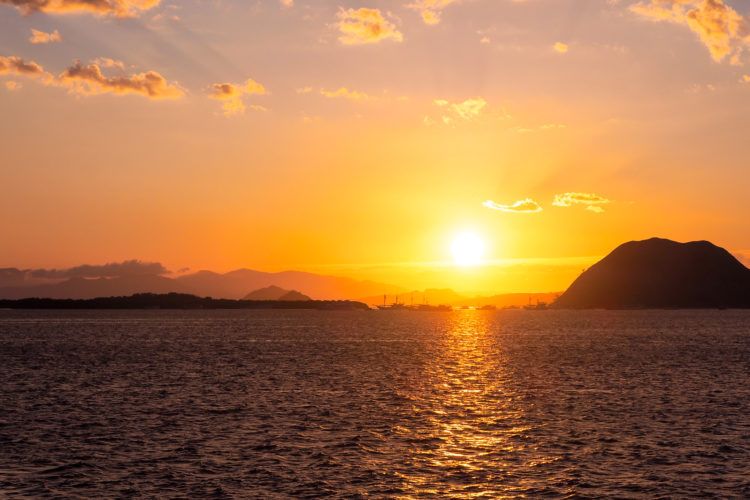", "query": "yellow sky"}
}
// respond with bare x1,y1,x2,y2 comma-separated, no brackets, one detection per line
1,0,750,293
